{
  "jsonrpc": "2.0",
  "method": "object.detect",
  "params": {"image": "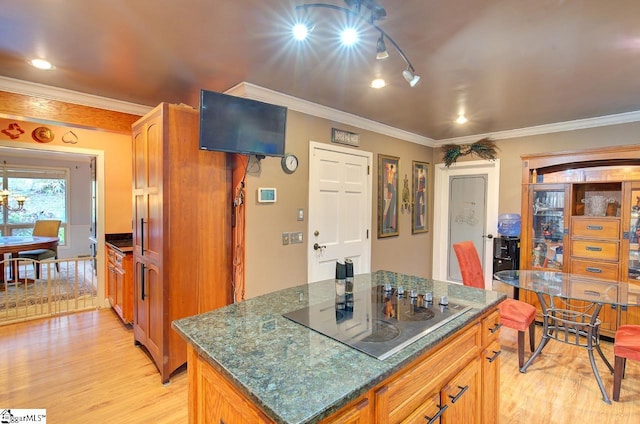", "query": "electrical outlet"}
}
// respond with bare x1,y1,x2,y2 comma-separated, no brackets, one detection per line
291,232,303,244
282,232,290,245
